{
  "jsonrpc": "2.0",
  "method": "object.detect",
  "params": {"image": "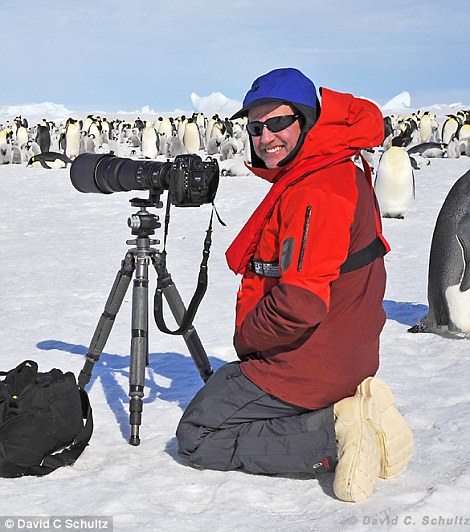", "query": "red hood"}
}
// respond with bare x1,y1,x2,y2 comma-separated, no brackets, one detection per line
247,87,384,183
